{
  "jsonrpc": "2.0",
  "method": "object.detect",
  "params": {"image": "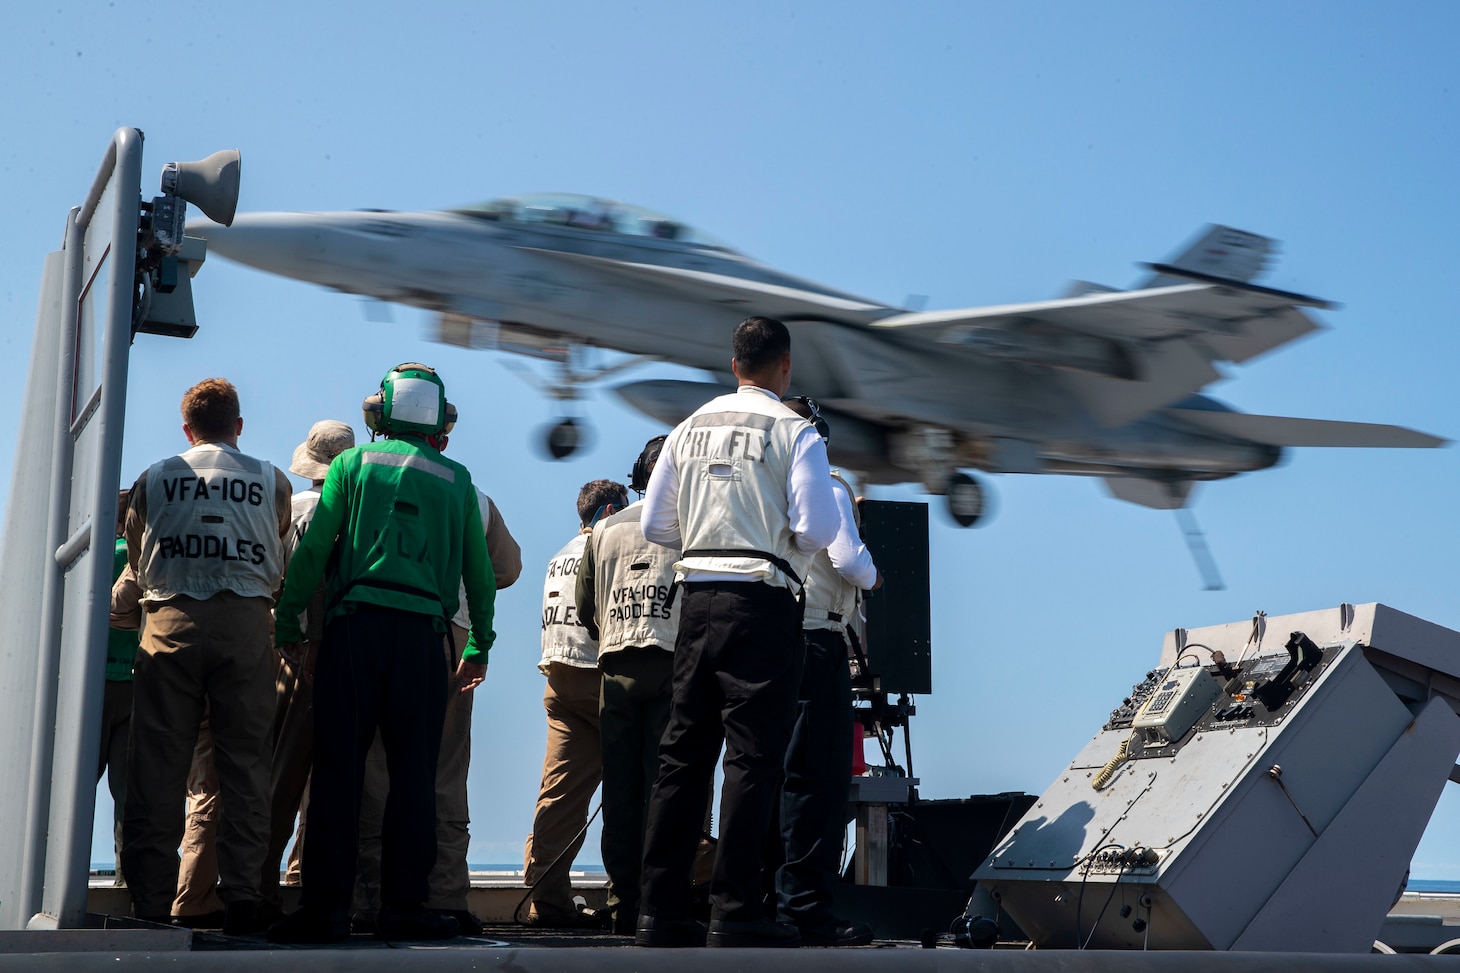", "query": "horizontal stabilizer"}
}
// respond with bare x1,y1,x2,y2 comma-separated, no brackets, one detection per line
1140,263,1334,310
1102,477,1194,510
1168,408,1448,449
